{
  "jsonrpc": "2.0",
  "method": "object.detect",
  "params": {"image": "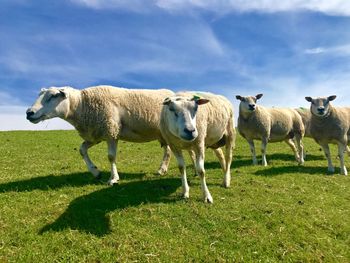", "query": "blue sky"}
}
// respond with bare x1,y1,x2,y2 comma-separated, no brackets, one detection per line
1,0,350,130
